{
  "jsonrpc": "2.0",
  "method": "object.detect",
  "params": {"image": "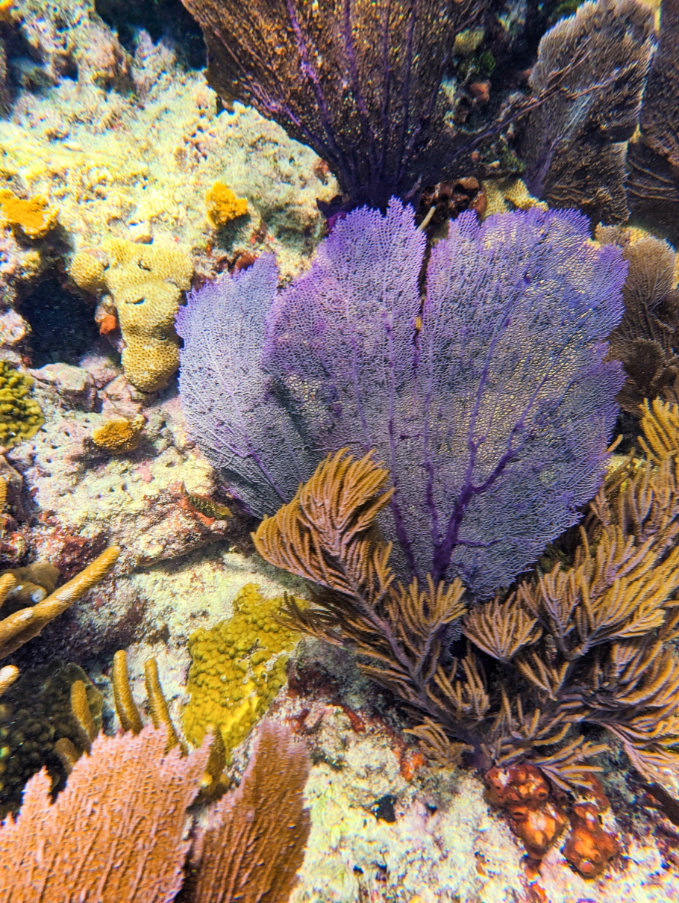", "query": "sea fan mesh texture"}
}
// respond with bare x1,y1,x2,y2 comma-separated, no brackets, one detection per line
179,201,625,595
